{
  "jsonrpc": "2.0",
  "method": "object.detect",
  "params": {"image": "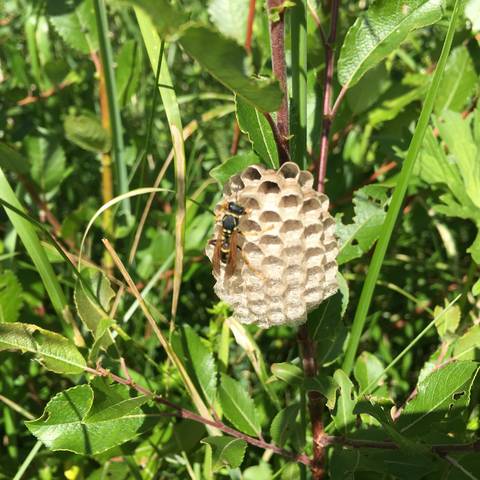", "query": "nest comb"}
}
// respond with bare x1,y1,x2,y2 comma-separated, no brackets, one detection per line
206,162,338,328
